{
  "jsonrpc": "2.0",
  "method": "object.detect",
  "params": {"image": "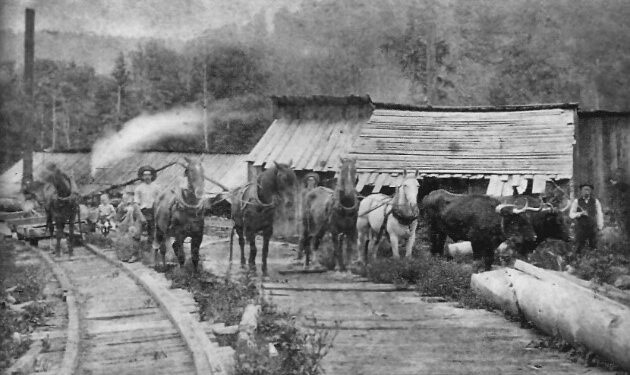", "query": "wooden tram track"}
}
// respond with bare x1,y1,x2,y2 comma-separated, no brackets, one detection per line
31,243,233,375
